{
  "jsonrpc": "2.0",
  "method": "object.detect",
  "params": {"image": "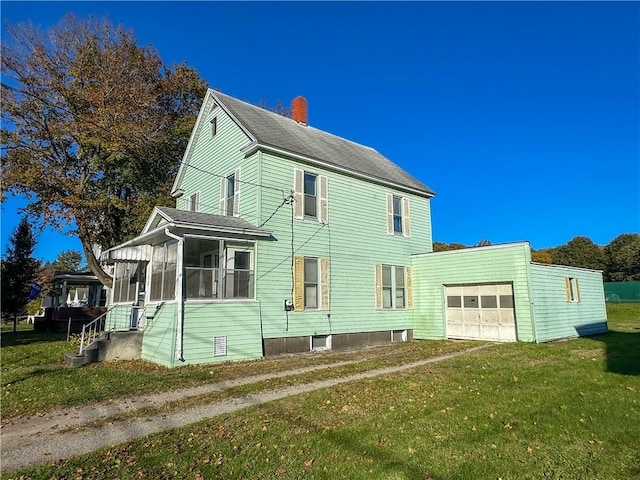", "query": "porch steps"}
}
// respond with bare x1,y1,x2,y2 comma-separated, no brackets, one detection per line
64,331,143,367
